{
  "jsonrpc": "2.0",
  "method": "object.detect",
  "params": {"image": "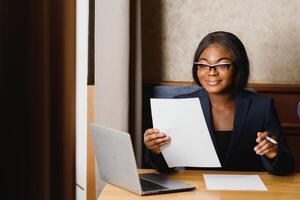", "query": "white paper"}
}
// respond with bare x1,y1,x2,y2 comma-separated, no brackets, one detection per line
150,98,221,168
203,174,268,191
